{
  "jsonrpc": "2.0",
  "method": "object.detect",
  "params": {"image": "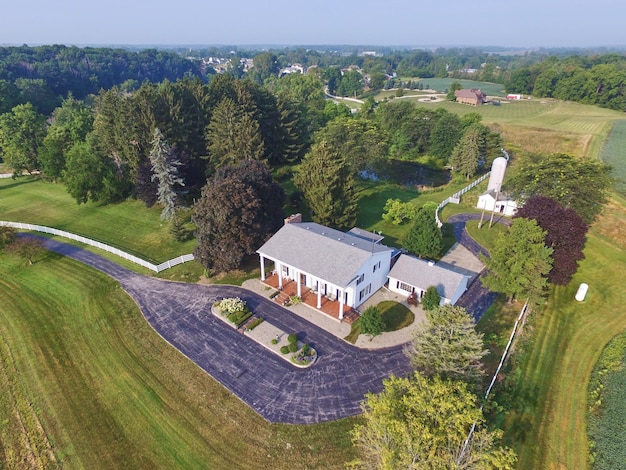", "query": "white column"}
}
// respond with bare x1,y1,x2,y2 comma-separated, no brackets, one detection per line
277,262,283,288
338,288,344,320
260,256,266,281
317,289,322,309
296,271,302,297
